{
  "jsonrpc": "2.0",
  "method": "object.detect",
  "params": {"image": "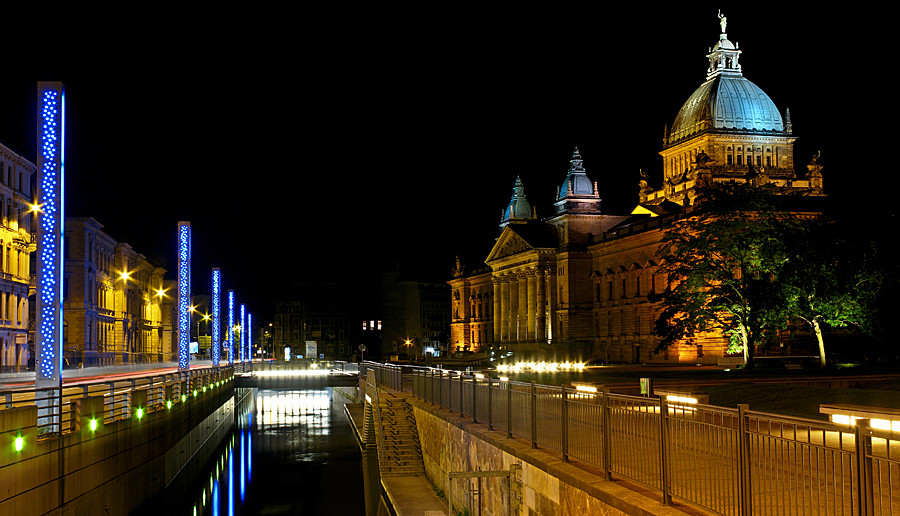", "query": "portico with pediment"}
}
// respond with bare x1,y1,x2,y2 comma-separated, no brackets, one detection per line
486,225,558,354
